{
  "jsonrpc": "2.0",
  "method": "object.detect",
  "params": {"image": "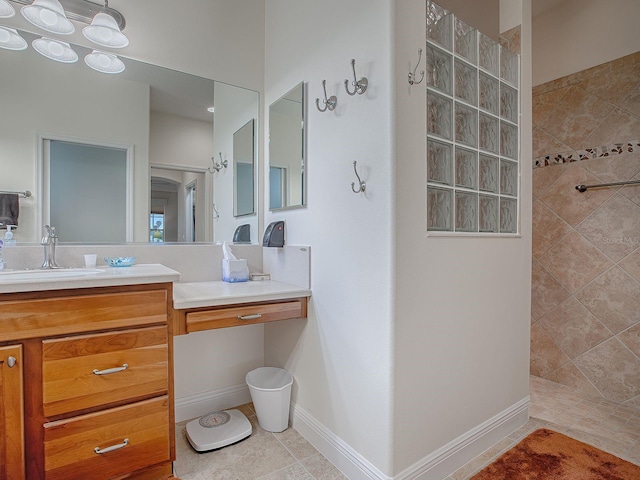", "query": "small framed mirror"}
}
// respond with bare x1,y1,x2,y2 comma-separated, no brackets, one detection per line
233,119,256,217
269,82,306,210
